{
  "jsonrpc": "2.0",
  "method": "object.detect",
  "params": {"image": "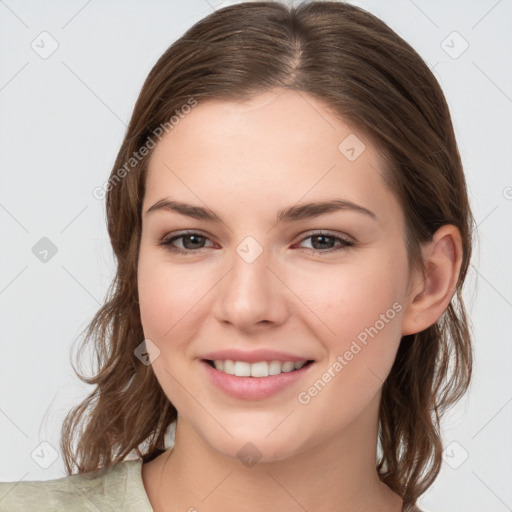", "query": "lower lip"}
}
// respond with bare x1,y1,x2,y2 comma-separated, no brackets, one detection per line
201,360,314,400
